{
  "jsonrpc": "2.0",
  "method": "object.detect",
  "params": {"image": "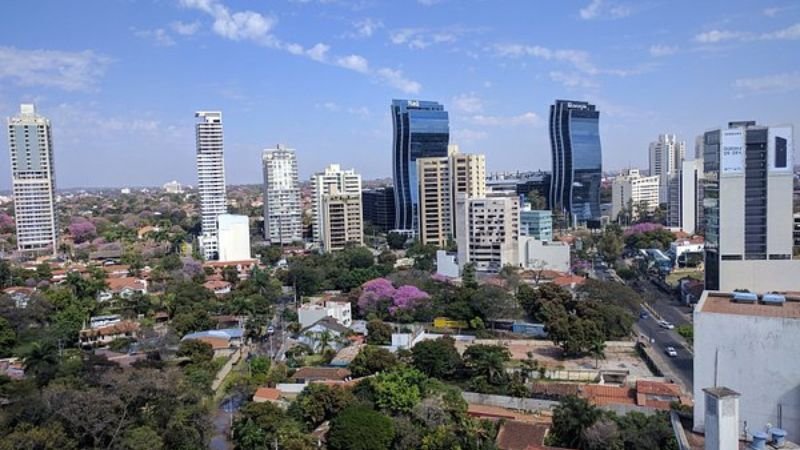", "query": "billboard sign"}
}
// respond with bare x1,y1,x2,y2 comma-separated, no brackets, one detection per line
768,126,793,173
720,128,744,175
